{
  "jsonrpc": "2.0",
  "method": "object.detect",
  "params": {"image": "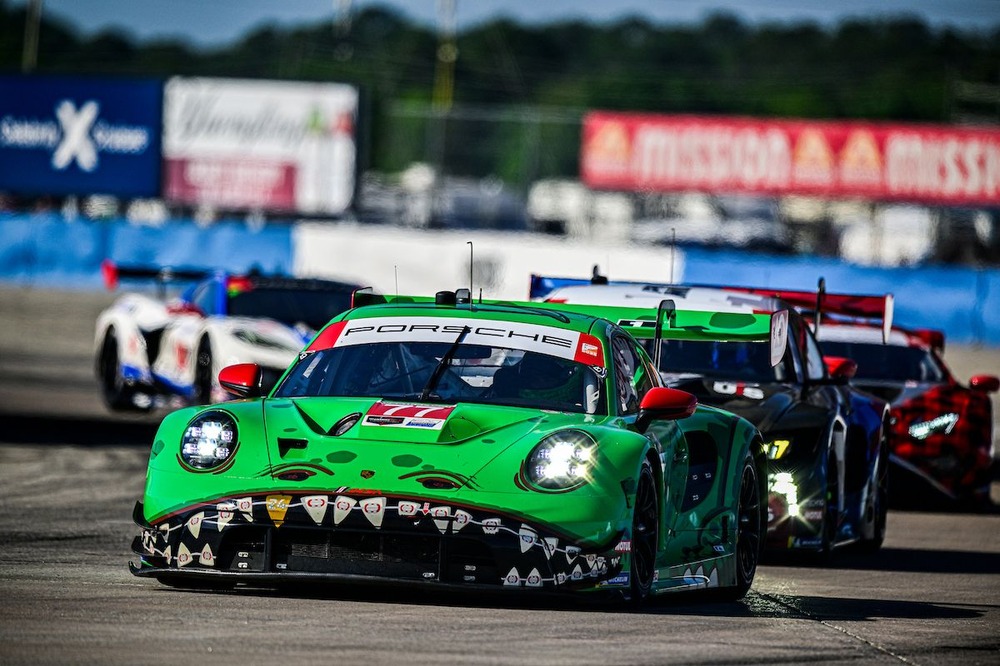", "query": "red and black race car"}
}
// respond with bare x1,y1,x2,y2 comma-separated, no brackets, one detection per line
731,280,998,509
